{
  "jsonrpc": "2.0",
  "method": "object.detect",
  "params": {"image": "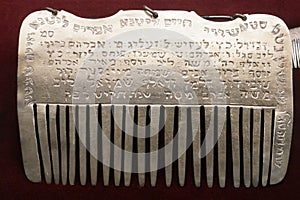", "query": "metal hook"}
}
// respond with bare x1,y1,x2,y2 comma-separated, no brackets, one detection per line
45,7,58,16
143,5,158,19
202,15,235,21
233,13,247,21
202,13,247,21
